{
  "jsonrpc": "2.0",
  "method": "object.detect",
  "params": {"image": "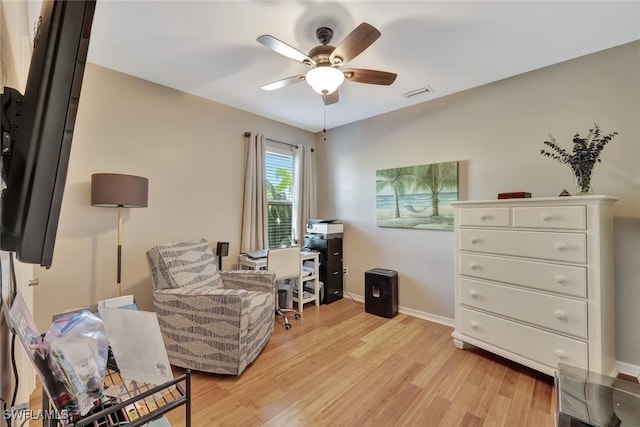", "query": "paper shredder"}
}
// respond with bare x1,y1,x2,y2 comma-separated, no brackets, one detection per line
365,268,398,318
